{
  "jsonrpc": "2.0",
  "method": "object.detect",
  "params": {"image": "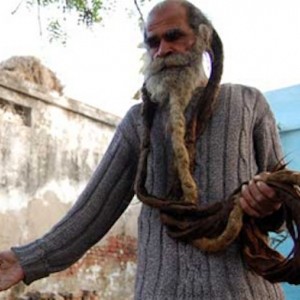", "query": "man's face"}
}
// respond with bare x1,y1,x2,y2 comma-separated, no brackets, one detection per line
145,2,196,59
143,2,206,105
